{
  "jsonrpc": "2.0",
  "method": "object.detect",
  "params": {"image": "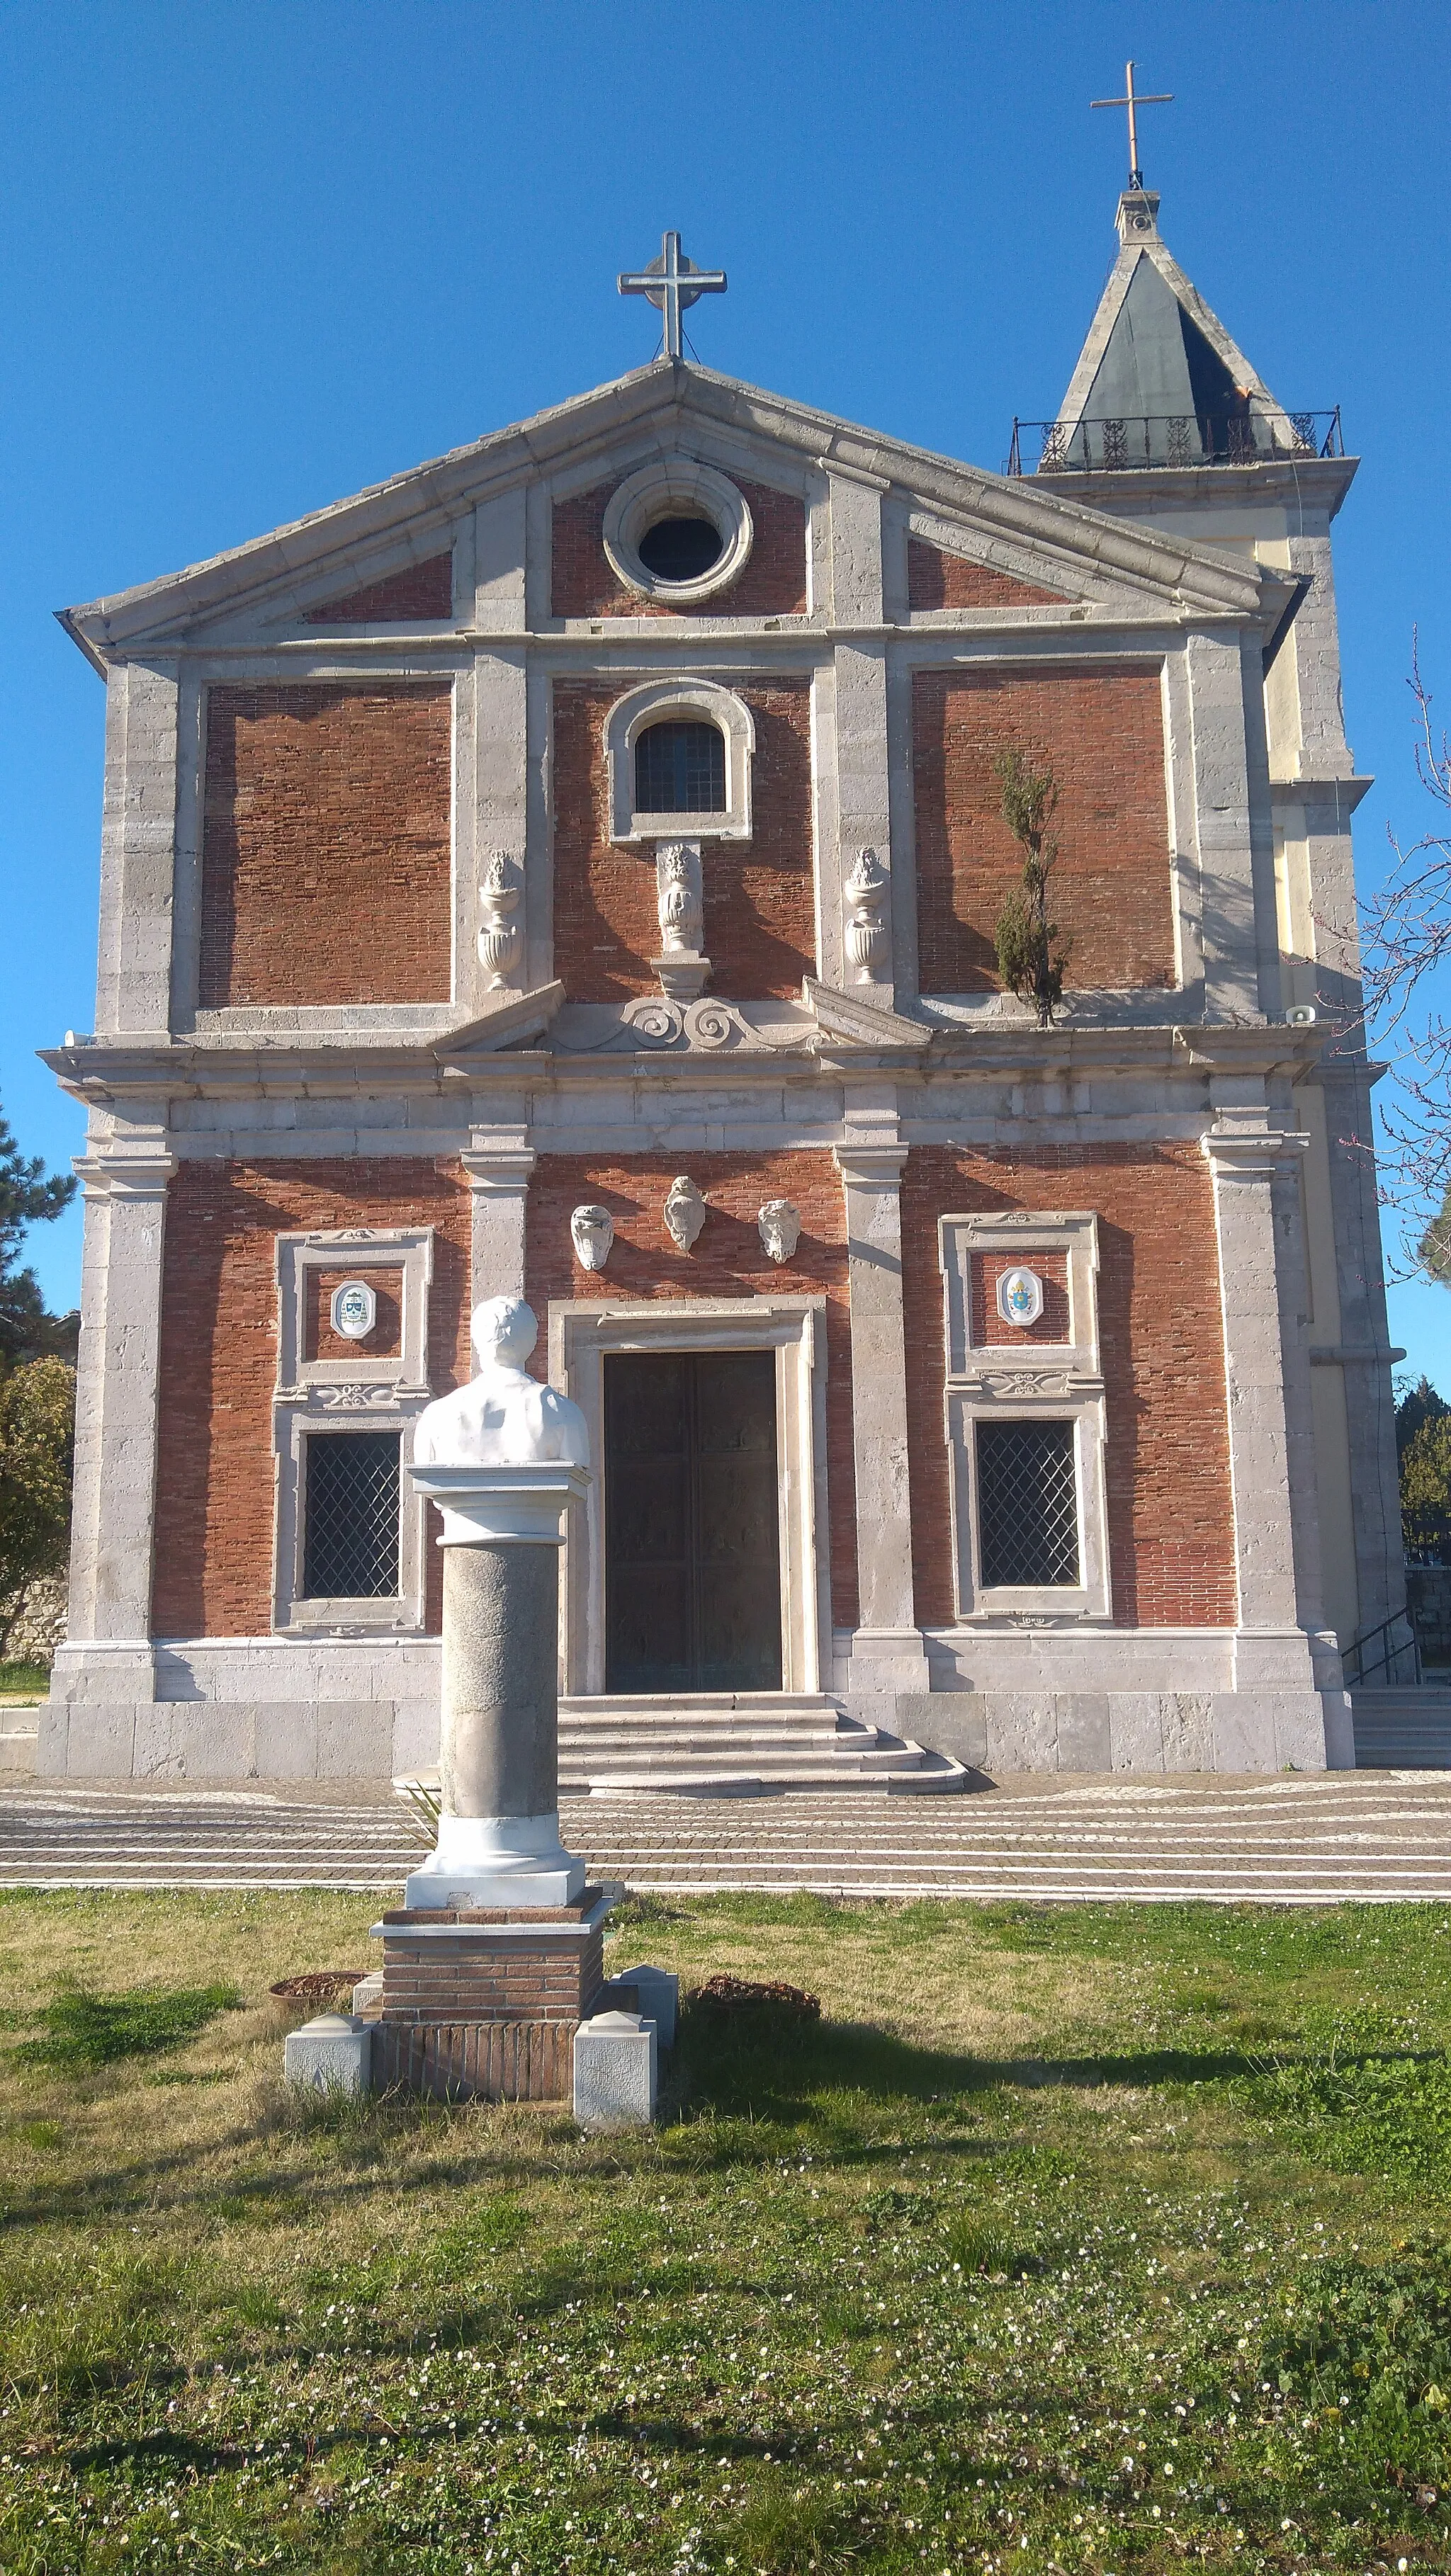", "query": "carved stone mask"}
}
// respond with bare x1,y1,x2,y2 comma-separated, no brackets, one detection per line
662,1174,707,1252
757,1198,801,1264
570,1204,615,1273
